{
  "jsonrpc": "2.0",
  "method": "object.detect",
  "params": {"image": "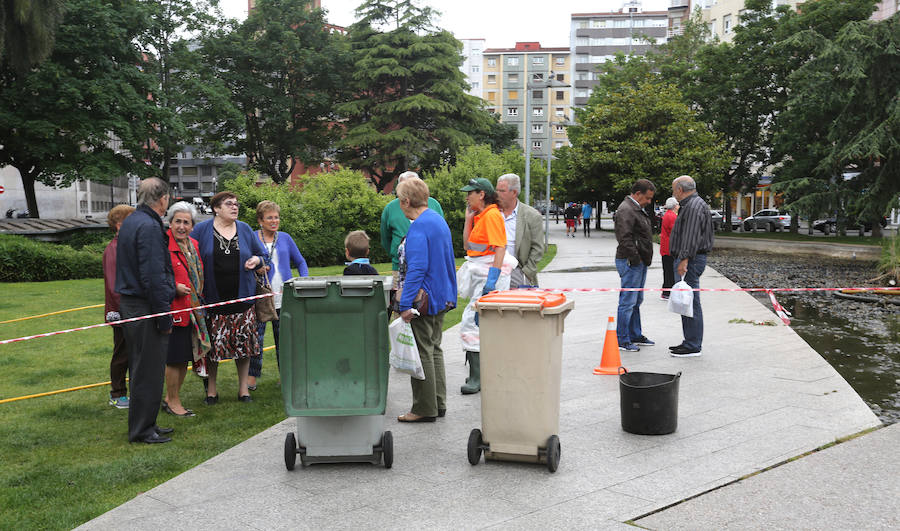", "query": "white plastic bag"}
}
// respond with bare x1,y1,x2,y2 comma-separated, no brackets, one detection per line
668,280,694,318
388,317,425,380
